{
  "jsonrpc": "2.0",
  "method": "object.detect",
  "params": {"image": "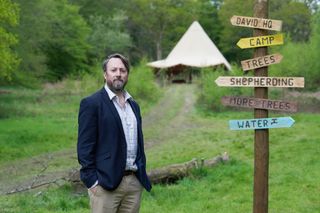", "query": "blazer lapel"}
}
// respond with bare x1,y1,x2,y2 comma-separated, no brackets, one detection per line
99,88,124,134
128,98,139,123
